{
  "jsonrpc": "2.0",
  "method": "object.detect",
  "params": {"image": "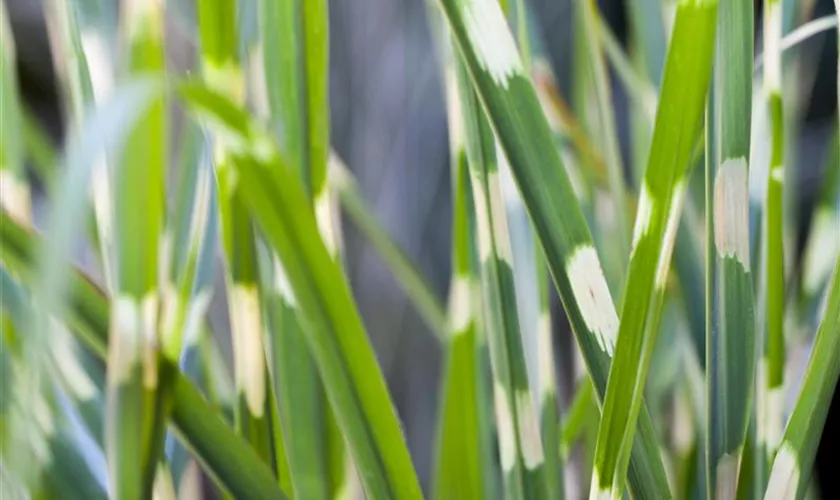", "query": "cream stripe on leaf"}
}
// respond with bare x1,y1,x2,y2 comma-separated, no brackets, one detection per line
590,1,718,498
435,0,672,495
